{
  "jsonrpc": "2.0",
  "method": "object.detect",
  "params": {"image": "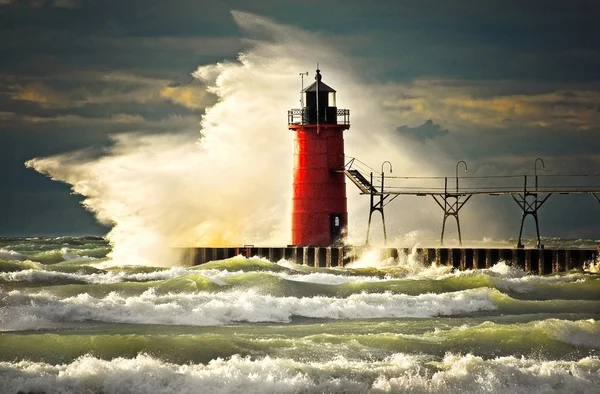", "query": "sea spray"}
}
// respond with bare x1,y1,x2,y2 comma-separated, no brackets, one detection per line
25,12,452,266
